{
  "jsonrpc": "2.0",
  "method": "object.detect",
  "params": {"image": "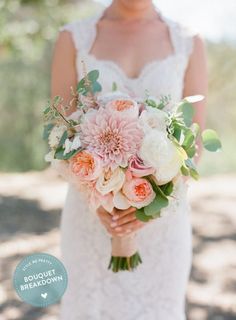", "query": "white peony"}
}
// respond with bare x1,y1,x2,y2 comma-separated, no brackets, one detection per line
48,125,66,148
96,167,125,195
138,130,183,185
138,106,168,134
